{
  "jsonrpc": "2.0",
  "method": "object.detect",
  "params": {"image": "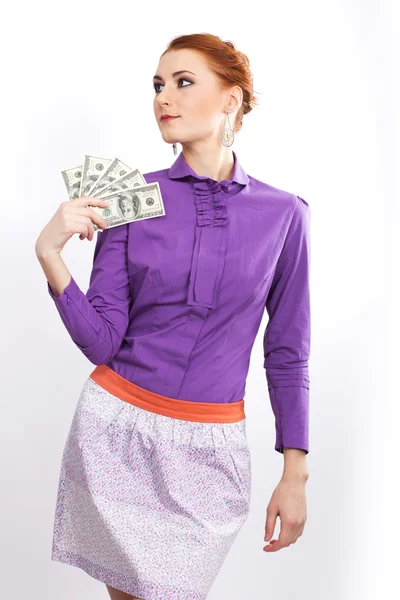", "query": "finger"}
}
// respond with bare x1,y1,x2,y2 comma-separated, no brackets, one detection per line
264,532,291,551
84,206,108,230
75,196,110,208
264,539,278,546
85,217,95,240
263,540,283,552
75,212,105,236
265,508,277,542
74,198,110,228
75,222,90,239
74,217,93,240
264,521,291,552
